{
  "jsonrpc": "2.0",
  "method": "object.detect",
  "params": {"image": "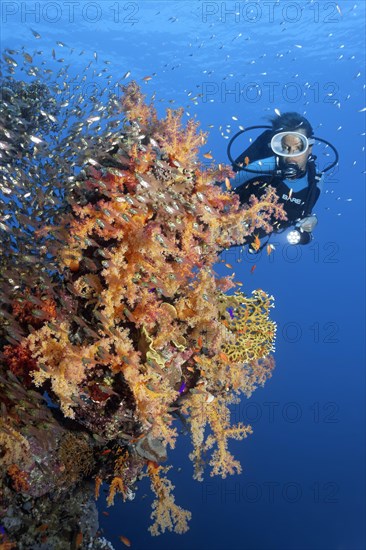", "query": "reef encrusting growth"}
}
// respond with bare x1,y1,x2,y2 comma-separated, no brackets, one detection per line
1,52,284,548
